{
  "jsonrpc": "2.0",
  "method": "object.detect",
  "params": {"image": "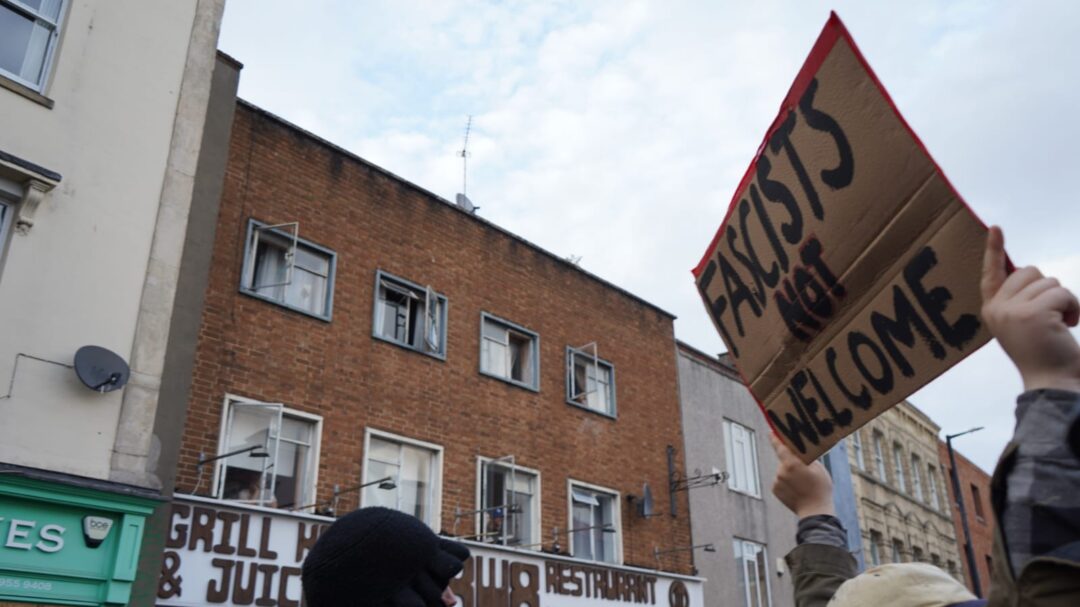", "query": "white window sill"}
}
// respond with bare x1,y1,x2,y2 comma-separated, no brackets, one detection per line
0,74,54,109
